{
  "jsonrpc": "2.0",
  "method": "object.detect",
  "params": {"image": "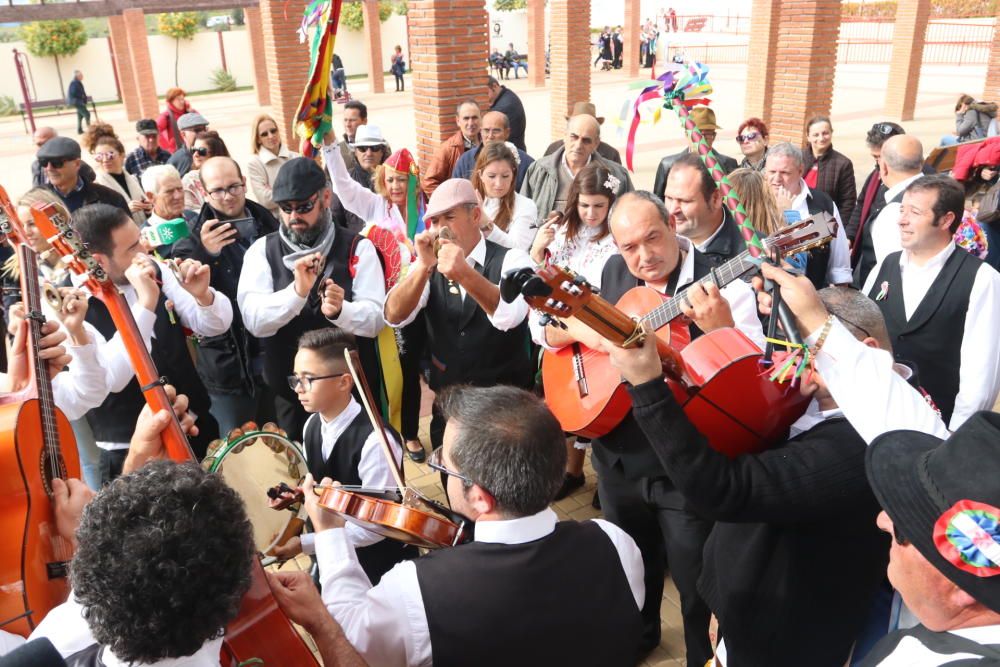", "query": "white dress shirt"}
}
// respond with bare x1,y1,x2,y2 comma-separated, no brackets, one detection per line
323,143,409,240
483,193,538,252
315,507,645,667
236,231,385,339
788,179,852,285
863,242,1000,430
385,235,531,331
73,262,233,451
870,173,924,267
299,398,403,553
51,337,109,421
30,596,223,666
870,624,1000,665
